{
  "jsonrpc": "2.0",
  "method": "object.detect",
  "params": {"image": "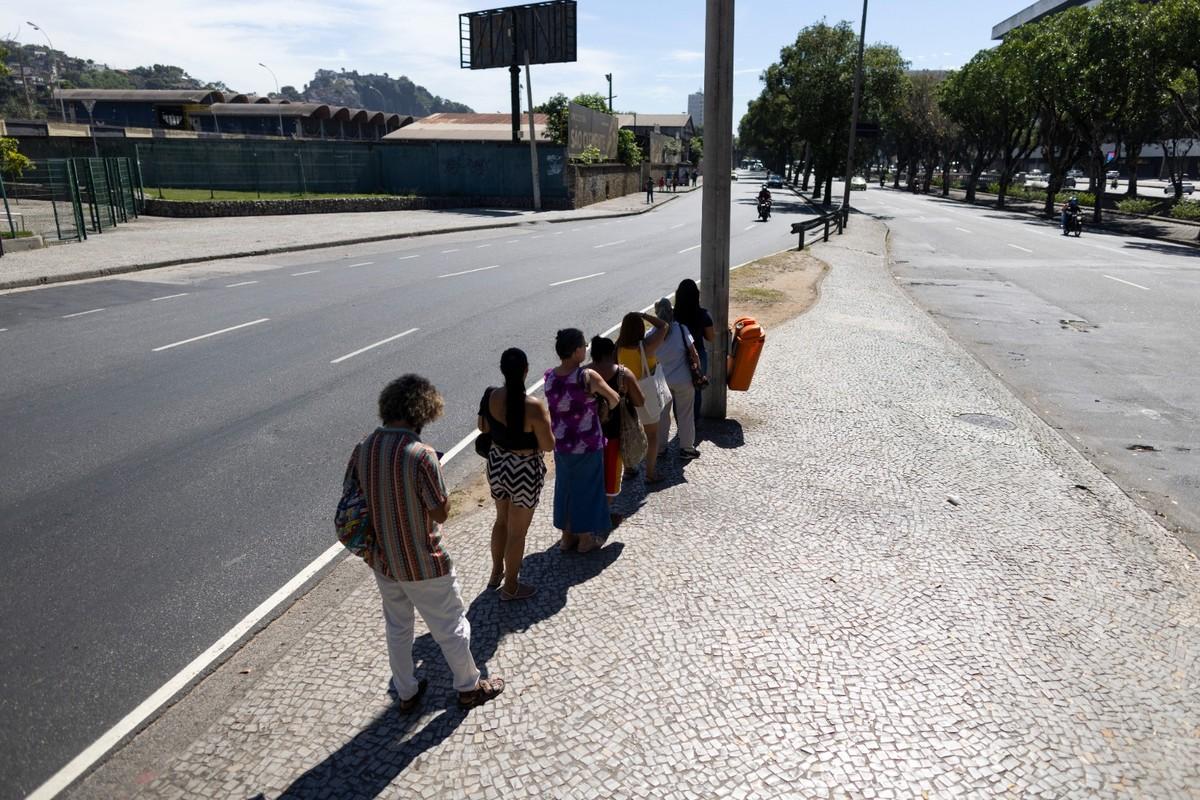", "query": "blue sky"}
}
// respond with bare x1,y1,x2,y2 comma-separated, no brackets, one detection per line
10,1,1034,127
